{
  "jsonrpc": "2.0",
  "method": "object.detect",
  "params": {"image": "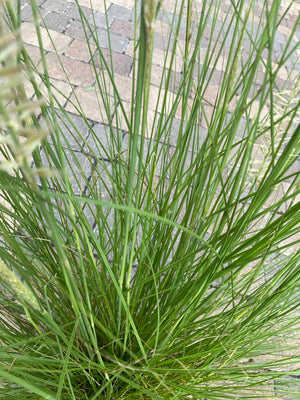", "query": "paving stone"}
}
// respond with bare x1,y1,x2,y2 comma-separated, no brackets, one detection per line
159,116,186,147
62,149,94,195
65,39,96,63
41,0,69,13
274,375,300,400
148,64,164,87
111,0,135,8
66,0,111,14
20,0,42,5
276,64,289,81
171,94,194,122
245,20,260,38
168,145,193,176
192,62,223,85
21,3,48,22
88,11,114,28
163,0,188,15
153,32,171,51
189,27,209,48
85,162,115,244
162,115,209,151
148,84,167,111
284,45,300,71
124,40,135,57
87,122,112,147
67,2,93,20
272,75,287,91
23,74,39,99
23,43,42,65
202,84,220,106
42,11,72,33
122,133,167,175
114,105,159,138
153,20,169,38
84,122,122,160
200,104,215,129
110,19,135,39
277,23,293,39
65,86,115,124
167,70,182,95
148,64,181,94
93,49,133,75
233,116,248,140
65,19,91,40
82,68,133,107
202,24,219,43
273,39,284,54
157,8,187,30
109,72,133,102
40,78,73,107
164,69,181,93
21,22,72,54
108,4,134,23
40,52,96,86
150,46,183,73
274,31,286,45
89,161,113,199
285,158,300,182
50,112,92,150
207,68,225,87
92,29,129,53
39,145,93,195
